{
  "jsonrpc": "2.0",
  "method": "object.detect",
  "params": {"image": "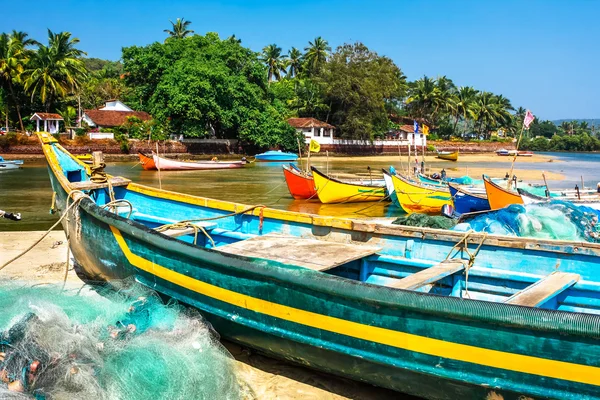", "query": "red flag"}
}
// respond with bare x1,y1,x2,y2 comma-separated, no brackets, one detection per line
523,110,535,129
